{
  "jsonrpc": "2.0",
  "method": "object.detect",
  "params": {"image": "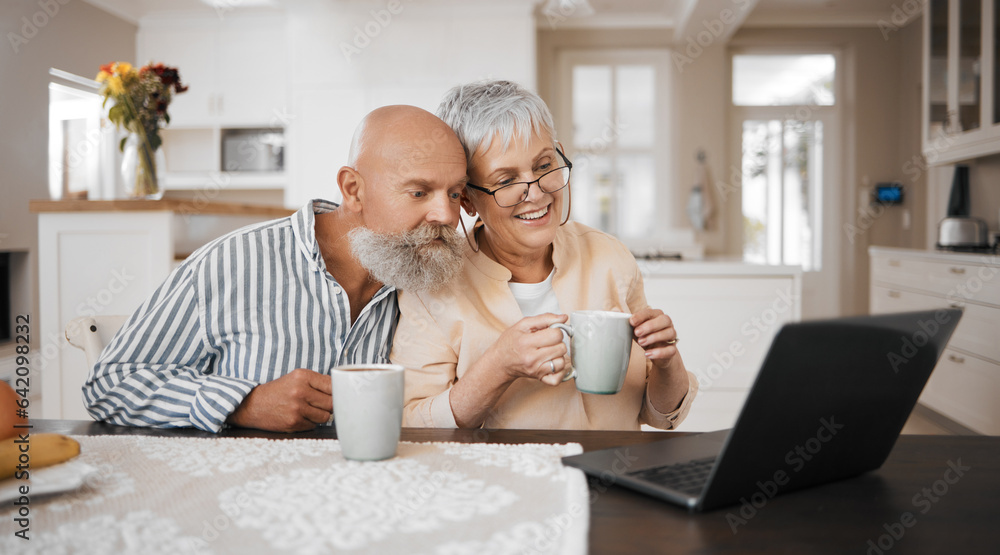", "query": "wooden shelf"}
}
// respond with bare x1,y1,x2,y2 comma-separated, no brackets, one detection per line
162,172,286,190
29,199,294,217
